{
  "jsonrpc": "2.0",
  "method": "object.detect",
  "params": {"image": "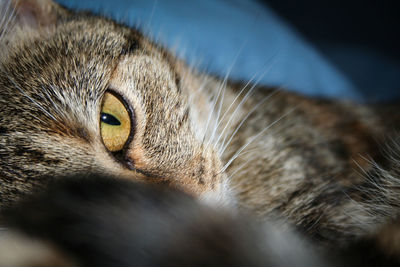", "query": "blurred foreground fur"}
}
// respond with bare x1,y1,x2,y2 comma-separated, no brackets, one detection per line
0,175,326,267
2,175,400,267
